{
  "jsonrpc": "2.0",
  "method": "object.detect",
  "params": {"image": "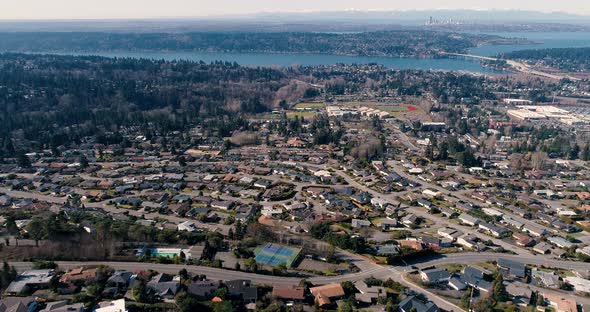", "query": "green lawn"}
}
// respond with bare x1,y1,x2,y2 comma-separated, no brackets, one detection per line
376,105,409,112
287,111,318,119
438,263,465,273
253,113,281,120
294,102,325,109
